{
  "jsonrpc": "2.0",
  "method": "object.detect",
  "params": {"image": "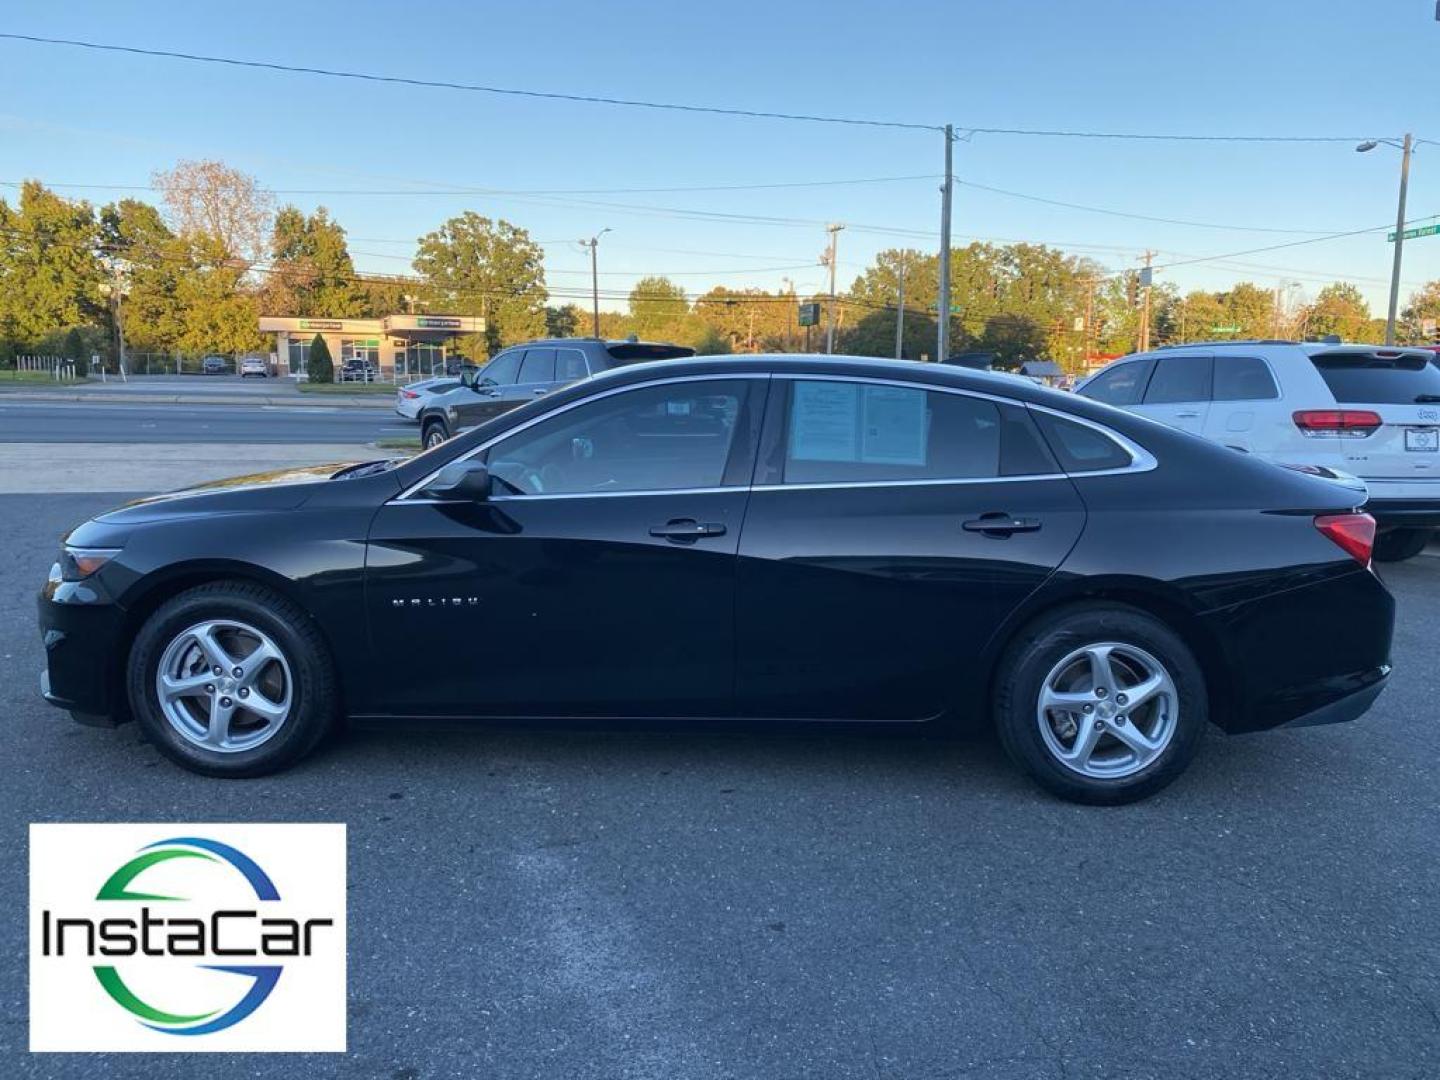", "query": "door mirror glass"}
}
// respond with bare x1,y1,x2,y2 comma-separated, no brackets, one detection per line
460,368,478,389
424,460,492,501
